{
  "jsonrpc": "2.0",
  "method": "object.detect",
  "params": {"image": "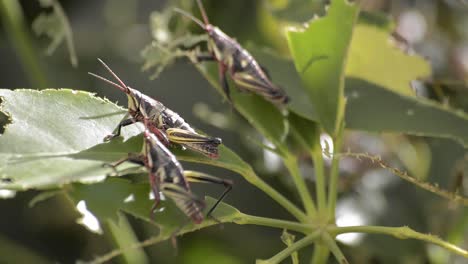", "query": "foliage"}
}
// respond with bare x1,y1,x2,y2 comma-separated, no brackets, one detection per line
0,0,467,263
